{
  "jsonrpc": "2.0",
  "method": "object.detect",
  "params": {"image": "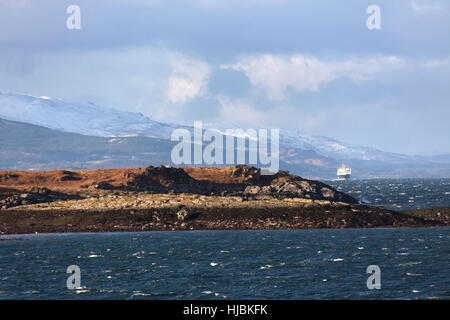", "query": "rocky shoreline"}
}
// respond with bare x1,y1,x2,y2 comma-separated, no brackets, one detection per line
0,165,448,234
1,202,448,235
1,191,448,234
